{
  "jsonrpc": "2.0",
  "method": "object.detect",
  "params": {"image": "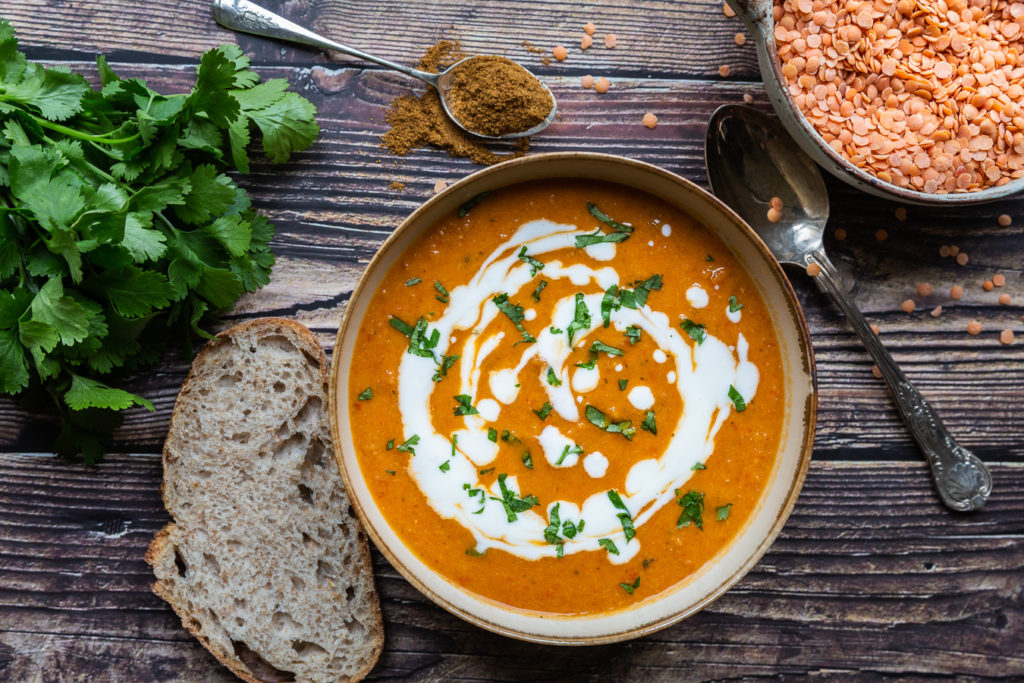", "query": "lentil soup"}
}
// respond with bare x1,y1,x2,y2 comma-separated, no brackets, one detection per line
347,179,786,615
